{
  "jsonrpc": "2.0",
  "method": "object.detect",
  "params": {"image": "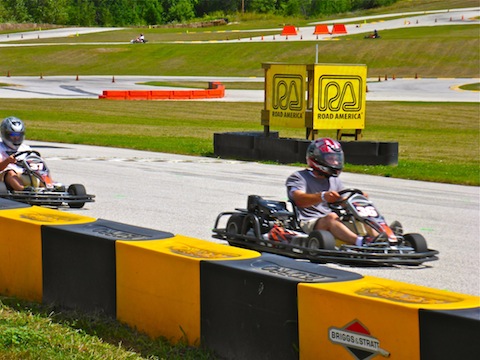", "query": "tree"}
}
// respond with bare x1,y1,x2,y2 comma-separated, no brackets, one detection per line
163,0,198,23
